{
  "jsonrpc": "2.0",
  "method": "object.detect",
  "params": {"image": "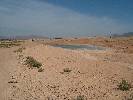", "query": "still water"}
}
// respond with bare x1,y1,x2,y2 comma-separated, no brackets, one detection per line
53,44,106,50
